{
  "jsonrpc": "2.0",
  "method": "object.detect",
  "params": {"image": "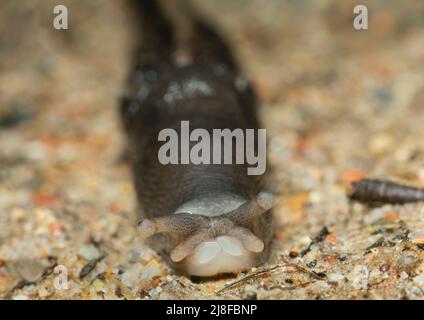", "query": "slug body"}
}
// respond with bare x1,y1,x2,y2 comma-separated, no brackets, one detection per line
121,0,273,276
